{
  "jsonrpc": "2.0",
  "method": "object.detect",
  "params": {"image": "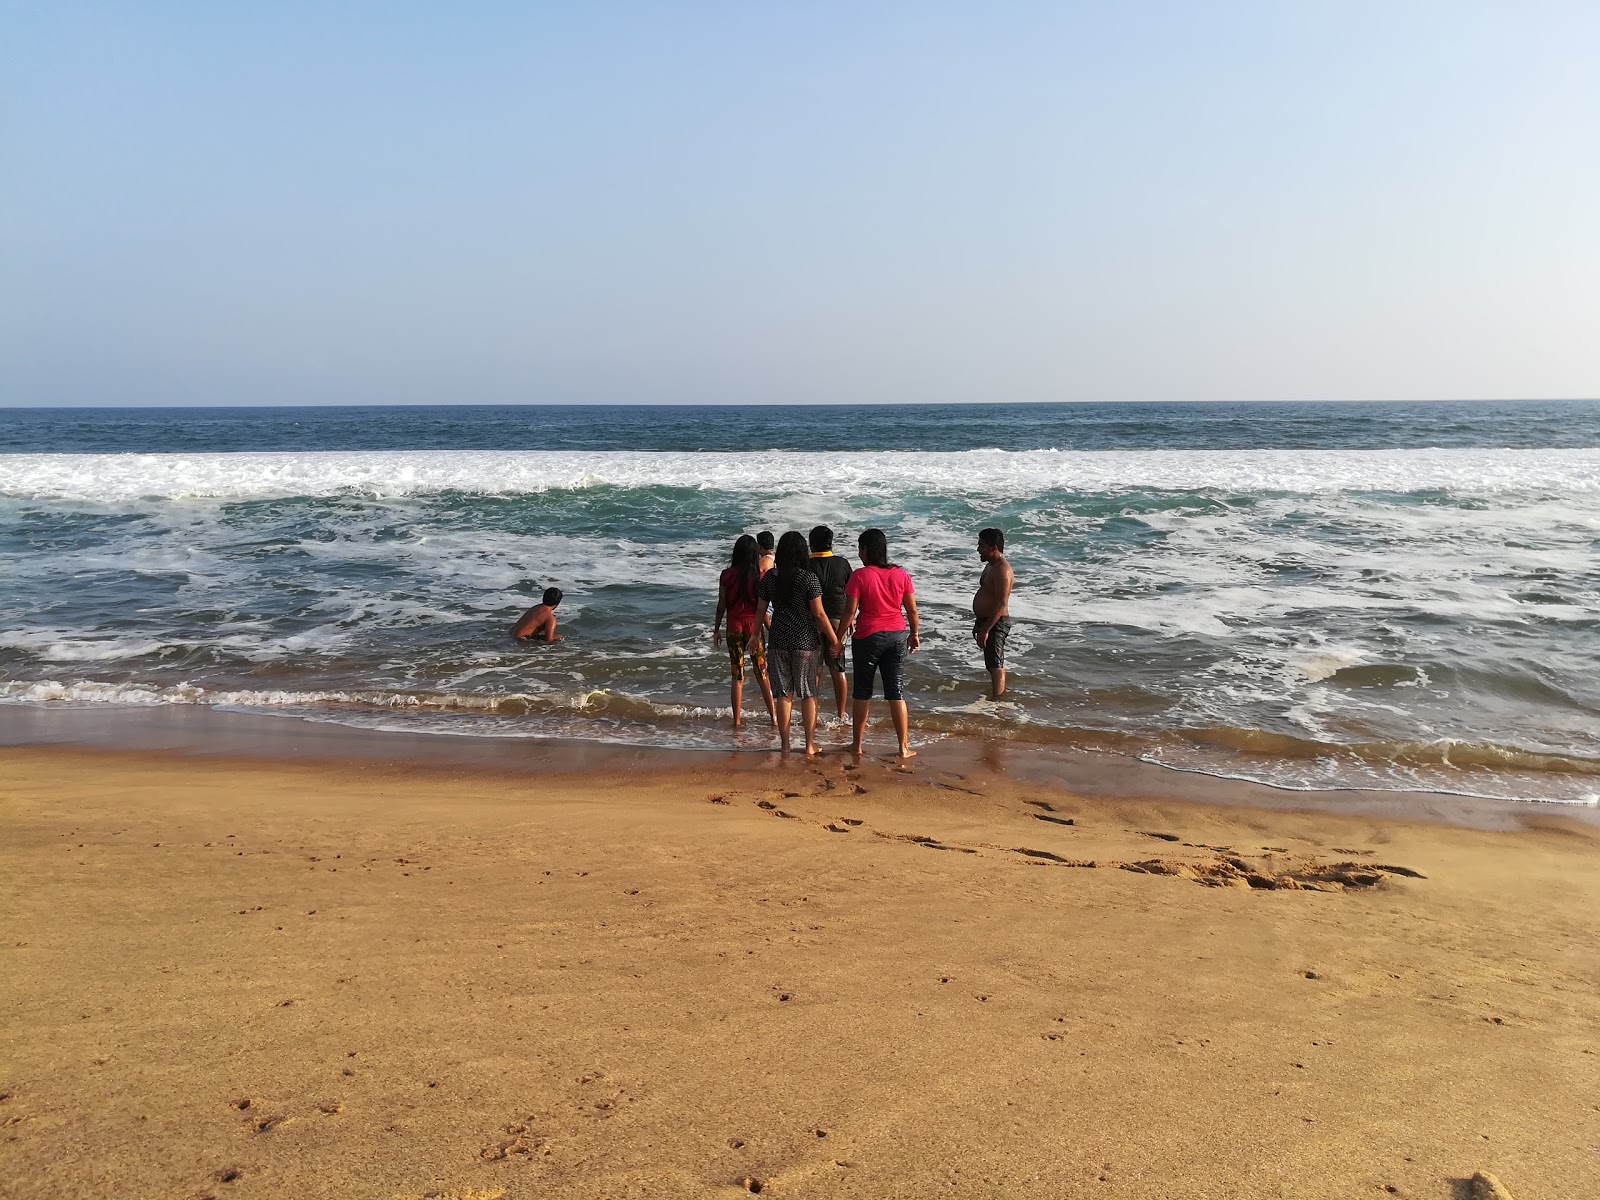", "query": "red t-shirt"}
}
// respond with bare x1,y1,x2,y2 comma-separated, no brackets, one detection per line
720,566,761,636
844,566,914,639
